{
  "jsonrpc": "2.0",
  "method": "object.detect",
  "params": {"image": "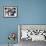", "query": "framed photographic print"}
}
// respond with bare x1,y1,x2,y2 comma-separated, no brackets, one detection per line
18,24,46,42
4,6,17,17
